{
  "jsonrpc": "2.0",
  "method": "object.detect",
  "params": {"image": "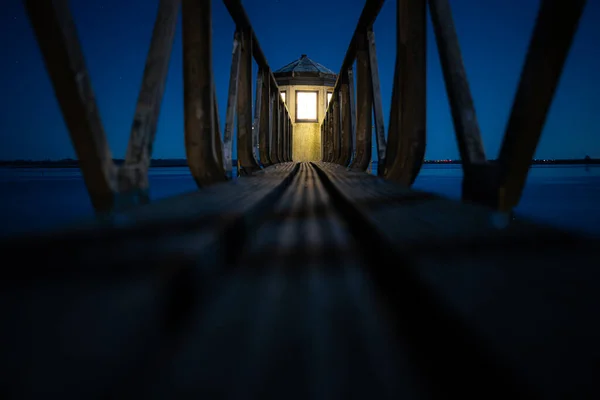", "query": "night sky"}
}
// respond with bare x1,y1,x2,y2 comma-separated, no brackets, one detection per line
1,0,598,161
